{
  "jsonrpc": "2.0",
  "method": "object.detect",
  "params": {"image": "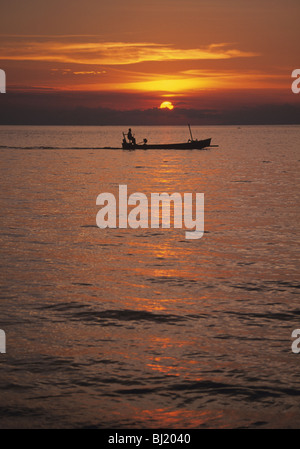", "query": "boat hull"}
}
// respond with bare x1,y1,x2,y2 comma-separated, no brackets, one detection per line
122,138,212,150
